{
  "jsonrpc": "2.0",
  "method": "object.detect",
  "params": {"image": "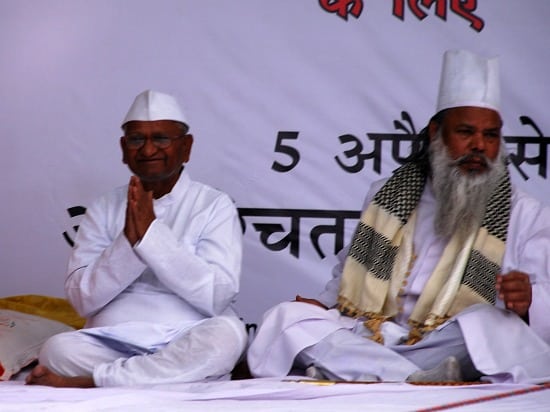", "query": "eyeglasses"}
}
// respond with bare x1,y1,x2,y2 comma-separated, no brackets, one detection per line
123,133,184,149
